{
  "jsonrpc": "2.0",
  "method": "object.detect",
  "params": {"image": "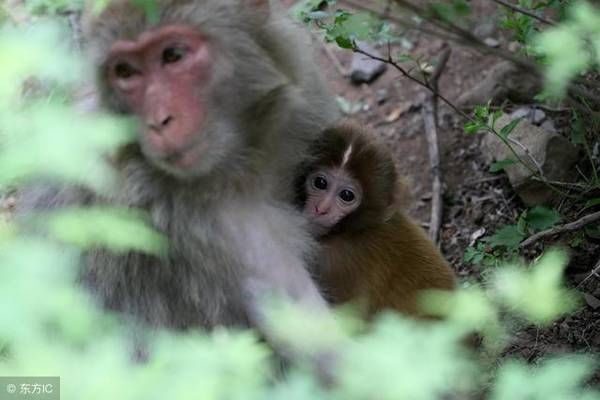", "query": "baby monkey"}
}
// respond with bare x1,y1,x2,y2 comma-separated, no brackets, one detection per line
298,122,456,317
